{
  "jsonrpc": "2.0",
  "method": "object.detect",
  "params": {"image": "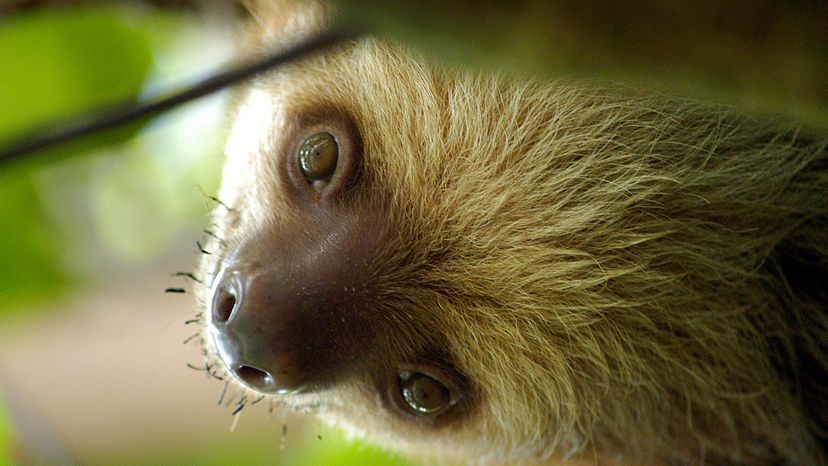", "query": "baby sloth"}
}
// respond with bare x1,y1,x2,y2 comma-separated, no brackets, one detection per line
196,1,828,464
